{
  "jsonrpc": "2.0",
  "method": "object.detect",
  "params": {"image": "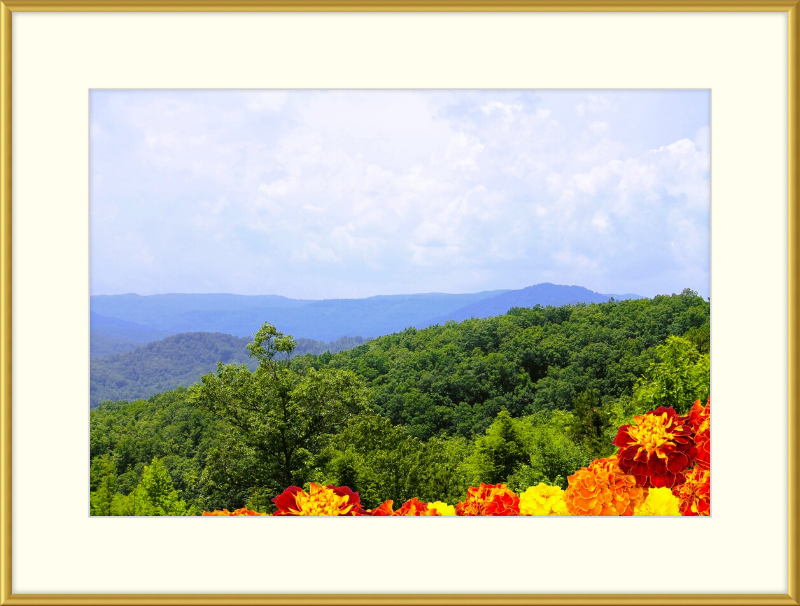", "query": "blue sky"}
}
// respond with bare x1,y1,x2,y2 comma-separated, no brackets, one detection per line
90,90,710,299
